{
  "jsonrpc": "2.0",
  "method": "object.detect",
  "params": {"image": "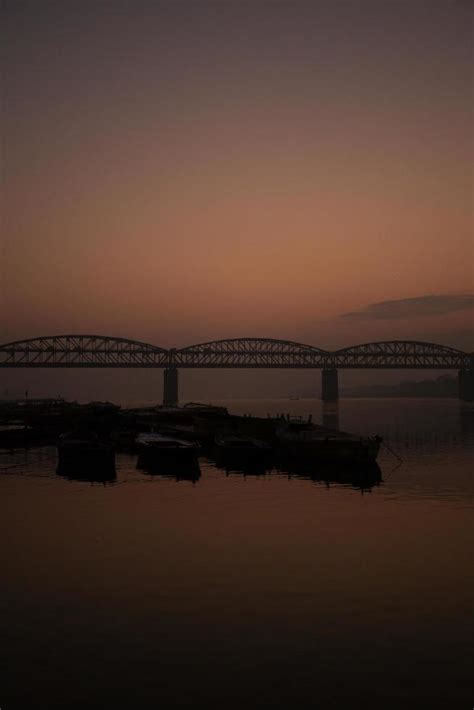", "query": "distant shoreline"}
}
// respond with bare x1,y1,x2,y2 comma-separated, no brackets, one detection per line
341,374,458,398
